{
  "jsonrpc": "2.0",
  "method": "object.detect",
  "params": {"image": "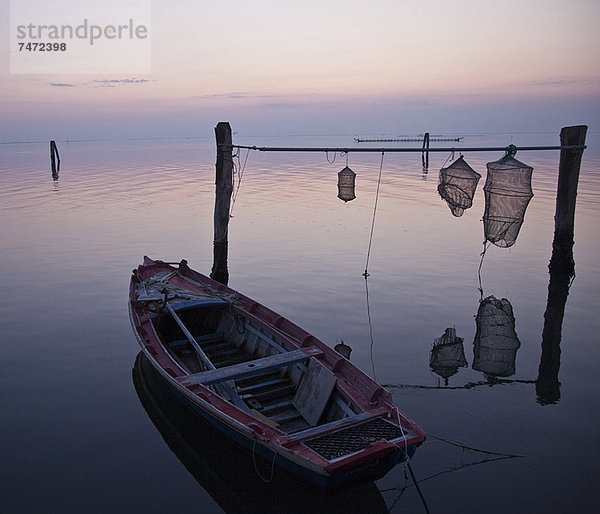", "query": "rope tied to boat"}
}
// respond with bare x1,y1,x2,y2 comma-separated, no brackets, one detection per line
251,438,278,484
388,403,431,514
